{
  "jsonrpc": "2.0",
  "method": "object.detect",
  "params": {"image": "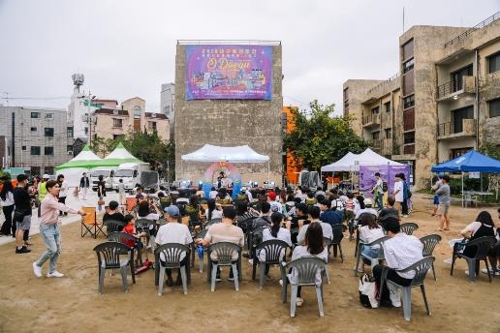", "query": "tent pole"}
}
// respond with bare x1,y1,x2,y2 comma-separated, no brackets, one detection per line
461,171,464,208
